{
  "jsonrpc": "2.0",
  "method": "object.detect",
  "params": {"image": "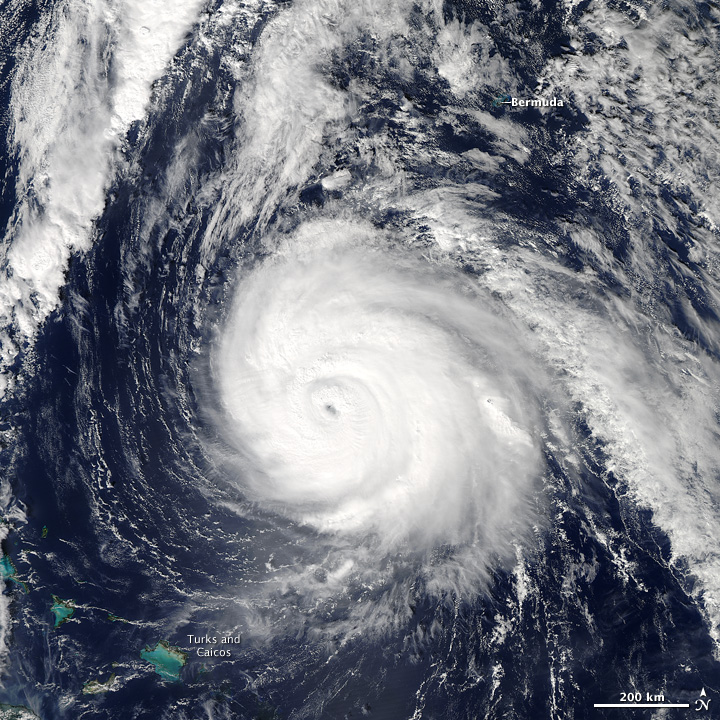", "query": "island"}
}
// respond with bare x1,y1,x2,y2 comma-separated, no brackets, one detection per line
50,596,75,628
107,613,130,623
0,556,28,593
82,673,117,695
140,641,187,682
0,703,40,719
